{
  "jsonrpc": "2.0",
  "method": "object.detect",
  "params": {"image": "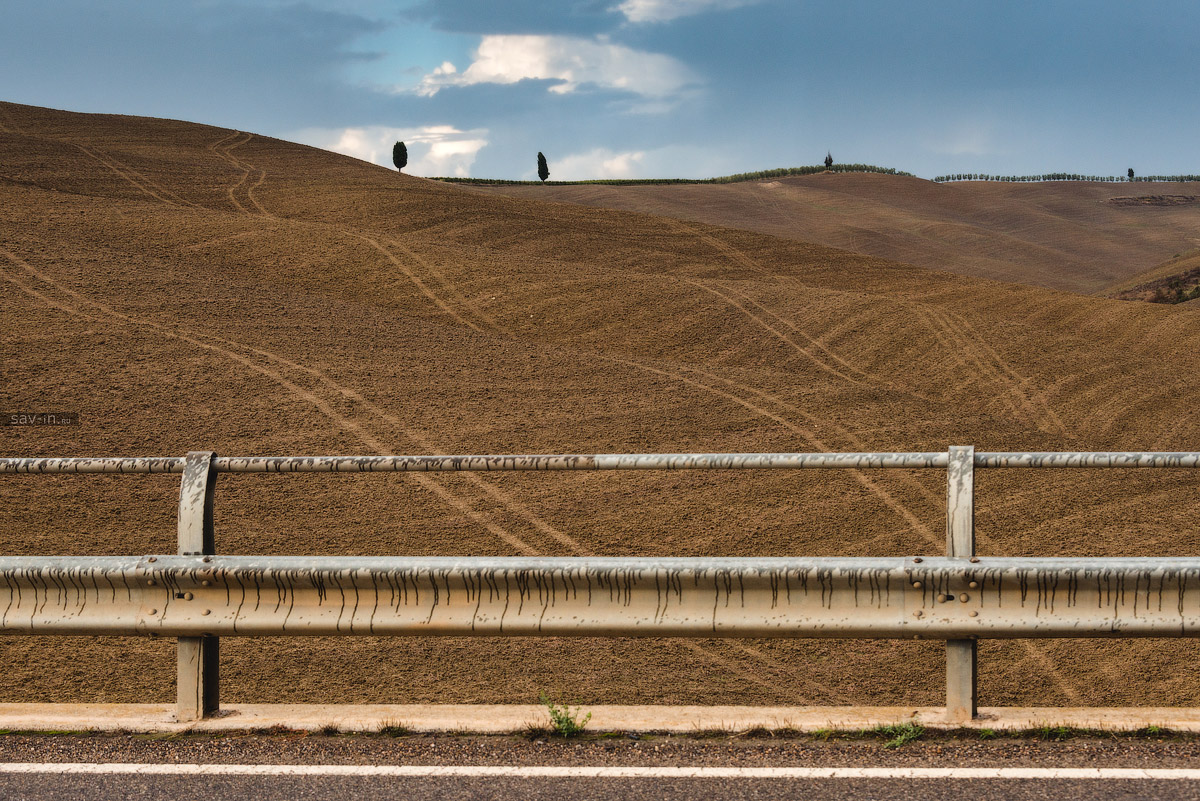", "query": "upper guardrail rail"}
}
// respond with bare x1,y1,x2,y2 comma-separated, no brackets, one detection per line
5,451,1200,474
